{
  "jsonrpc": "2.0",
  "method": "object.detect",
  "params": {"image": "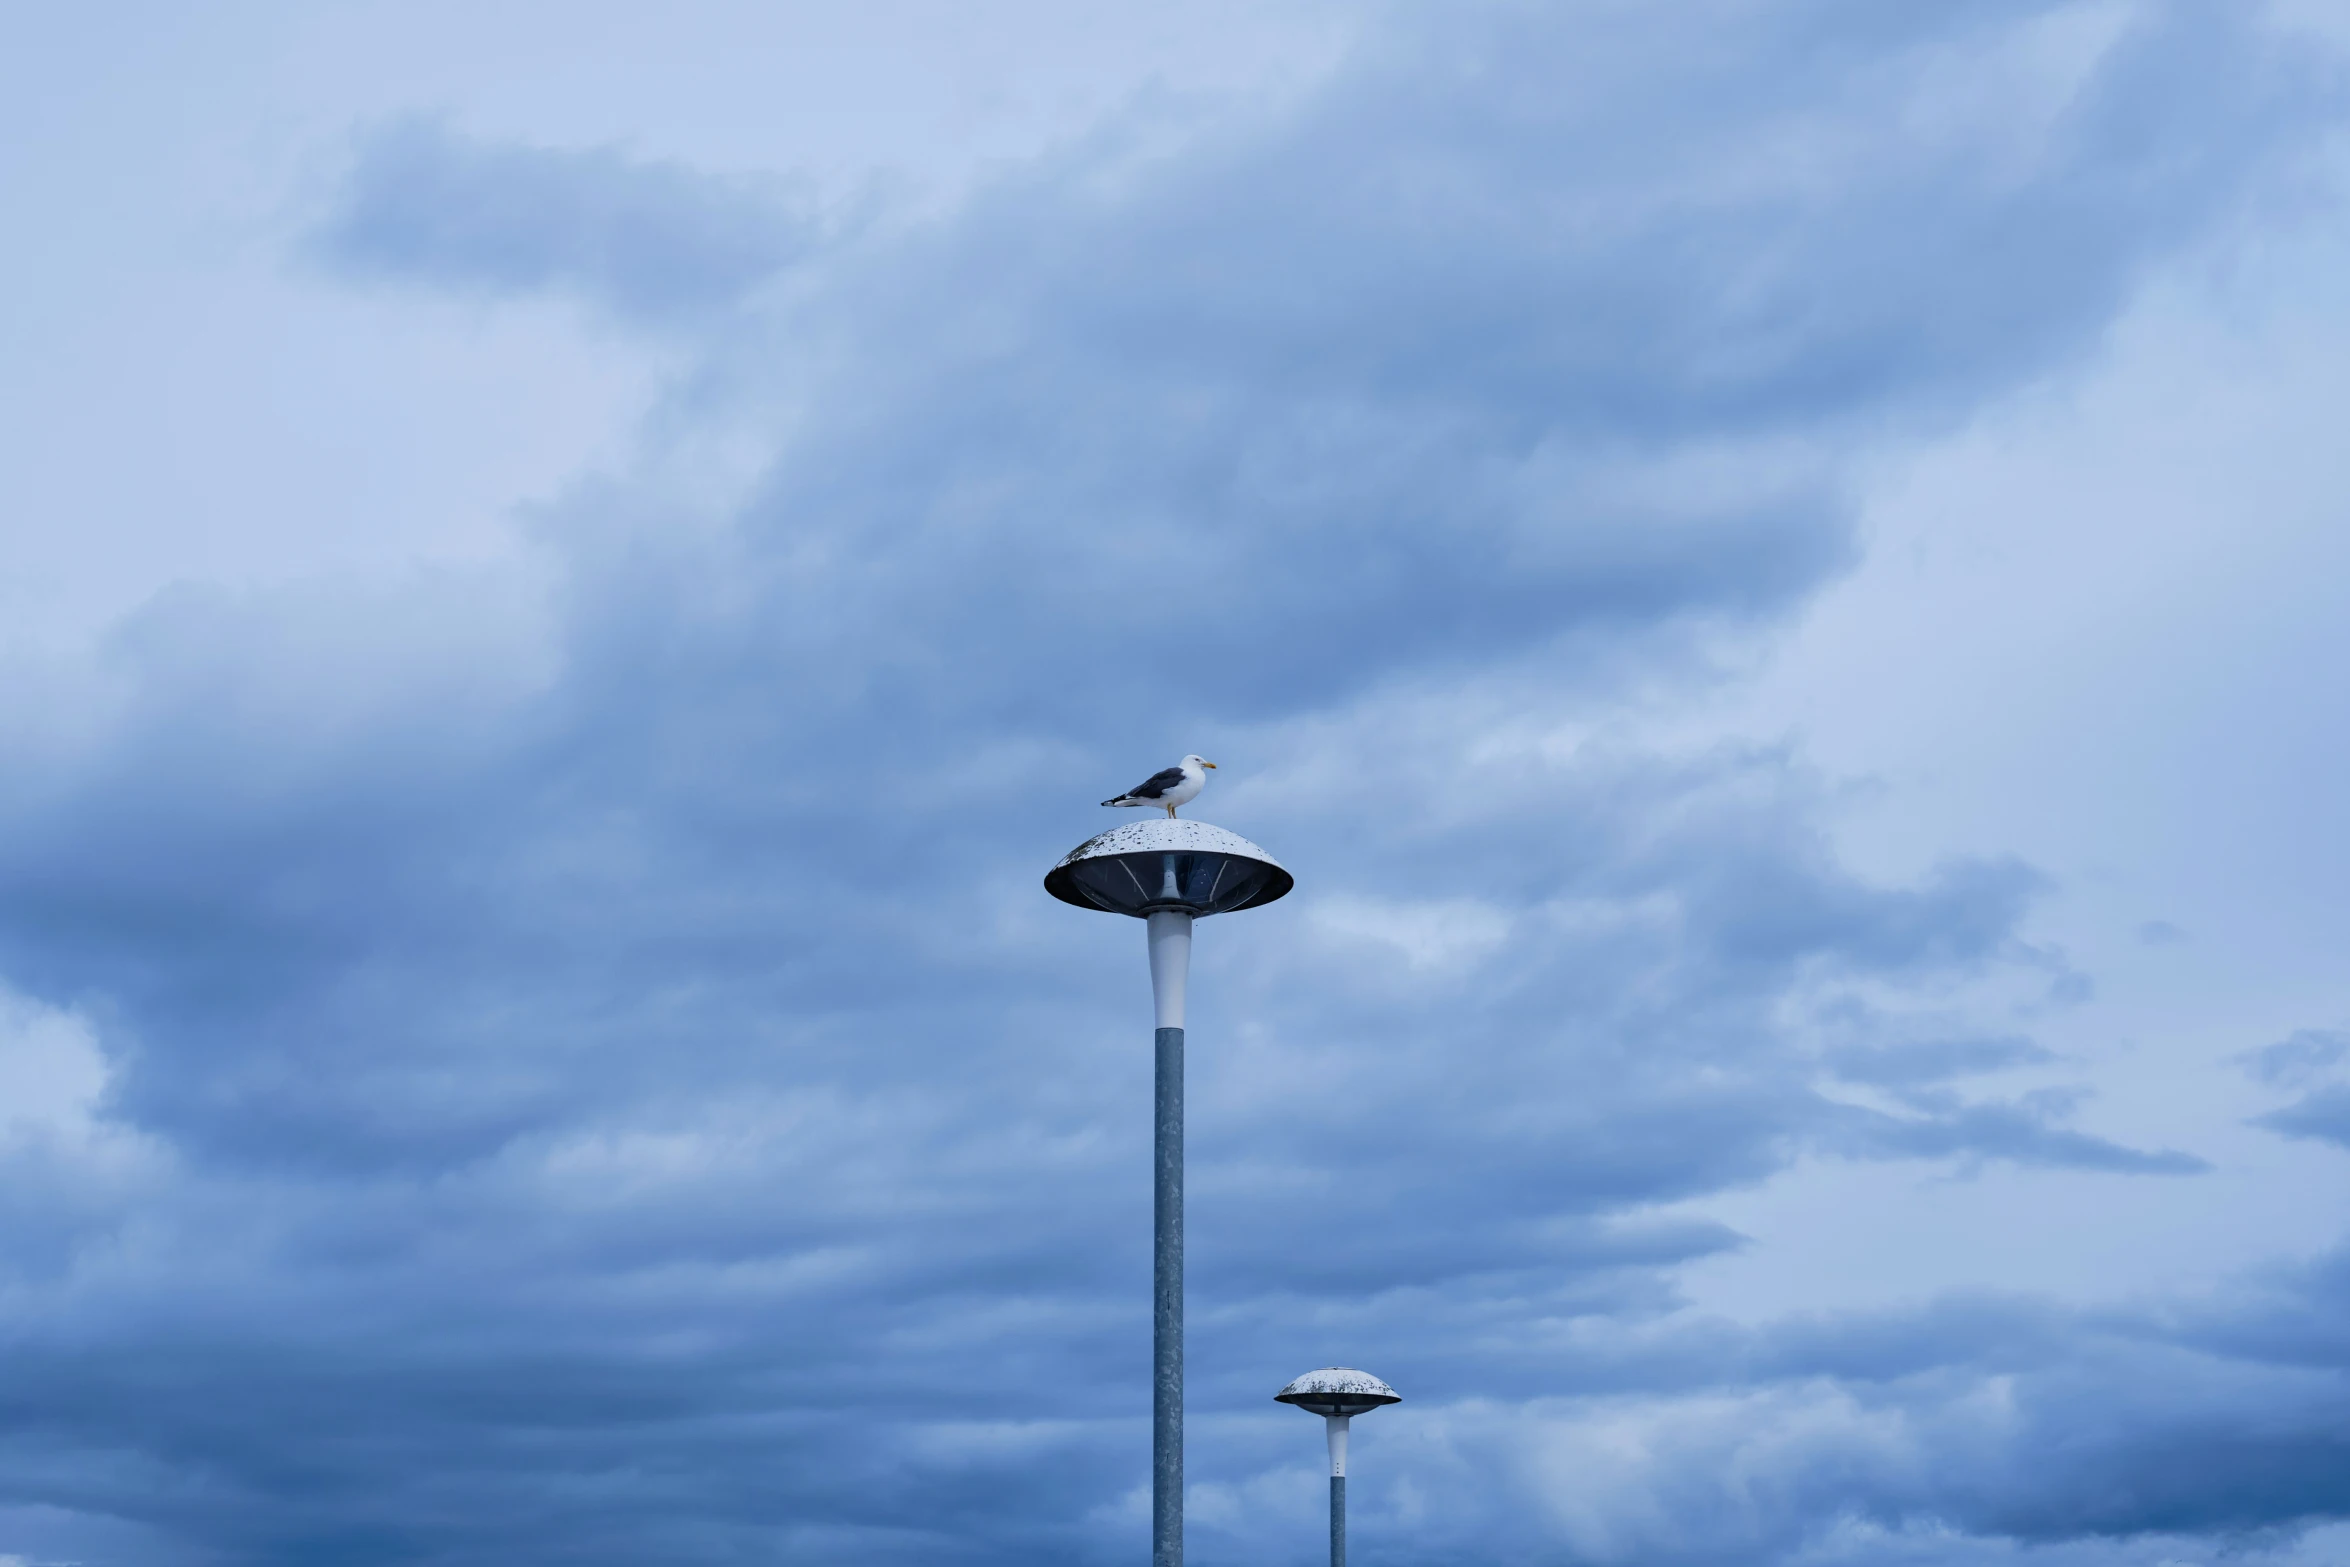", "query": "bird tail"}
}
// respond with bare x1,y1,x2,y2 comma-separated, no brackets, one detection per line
1101,795,1128,807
